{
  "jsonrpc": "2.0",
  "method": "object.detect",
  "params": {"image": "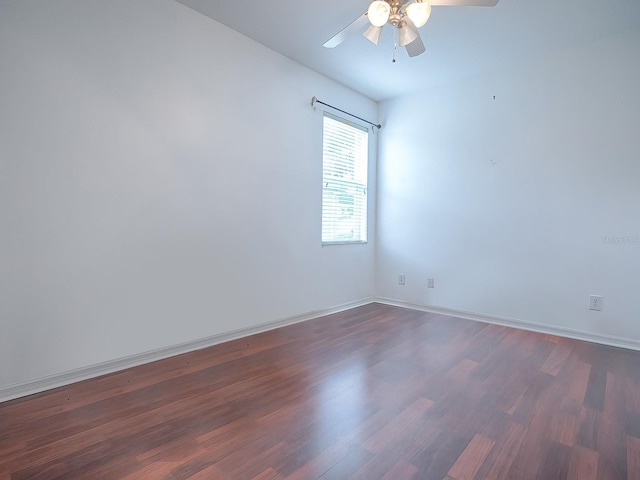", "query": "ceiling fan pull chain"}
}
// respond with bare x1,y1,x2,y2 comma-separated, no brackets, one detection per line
392,27,397,63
